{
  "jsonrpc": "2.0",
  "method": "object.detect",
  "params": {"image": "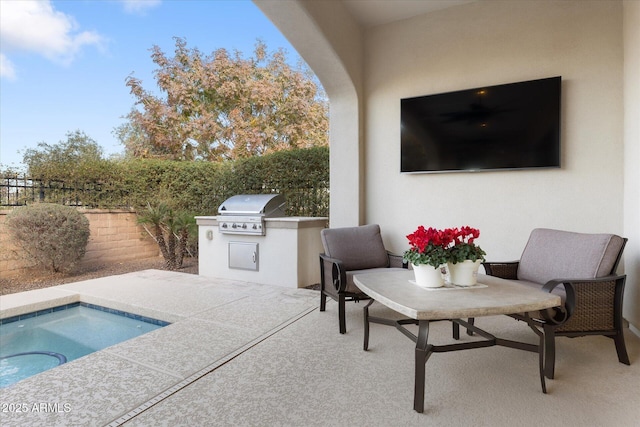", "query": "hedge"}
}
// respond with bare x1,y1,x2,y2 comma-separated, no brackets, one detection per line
1,147,329,217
